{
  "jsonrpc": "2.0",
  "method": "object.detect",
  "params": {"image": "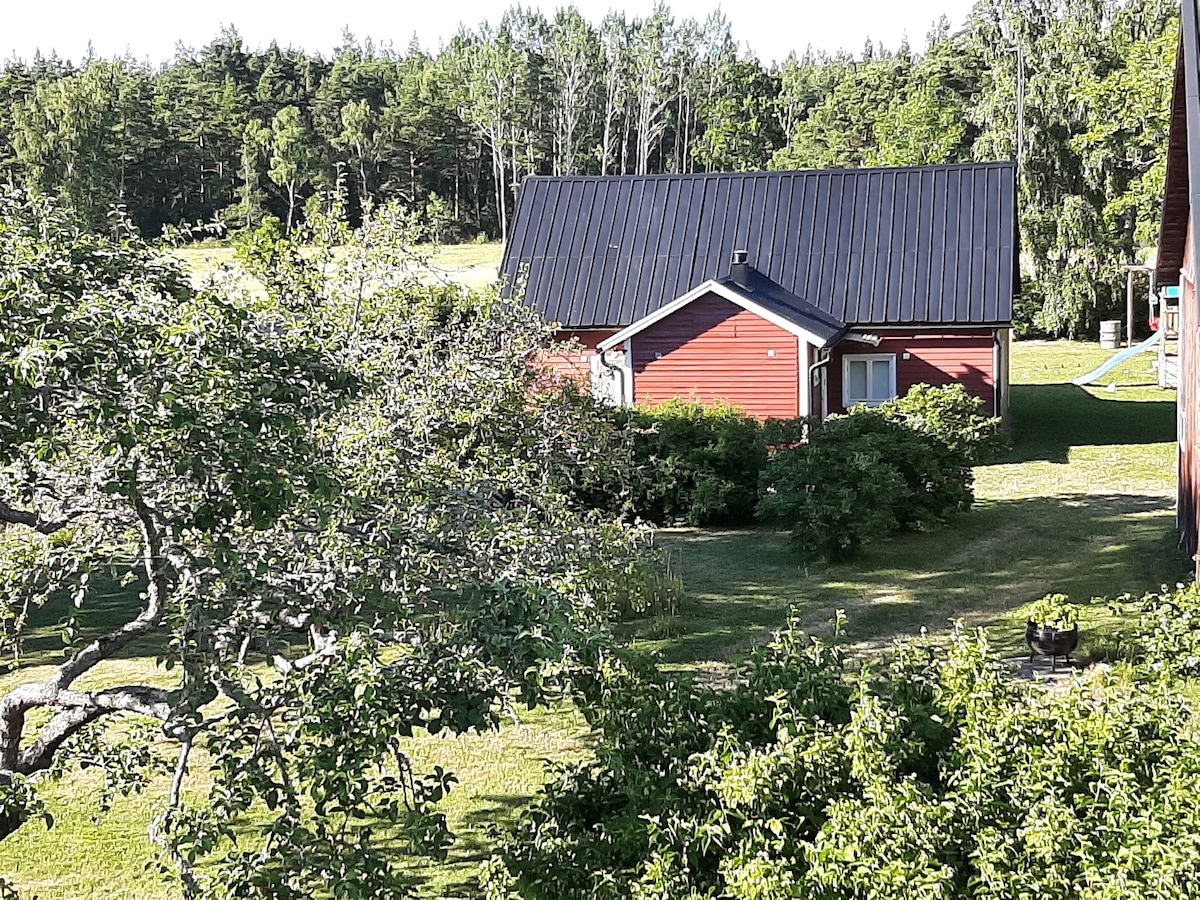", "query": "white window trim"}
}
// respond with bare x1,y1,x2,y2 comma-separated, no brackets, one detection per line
842,353,897,408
